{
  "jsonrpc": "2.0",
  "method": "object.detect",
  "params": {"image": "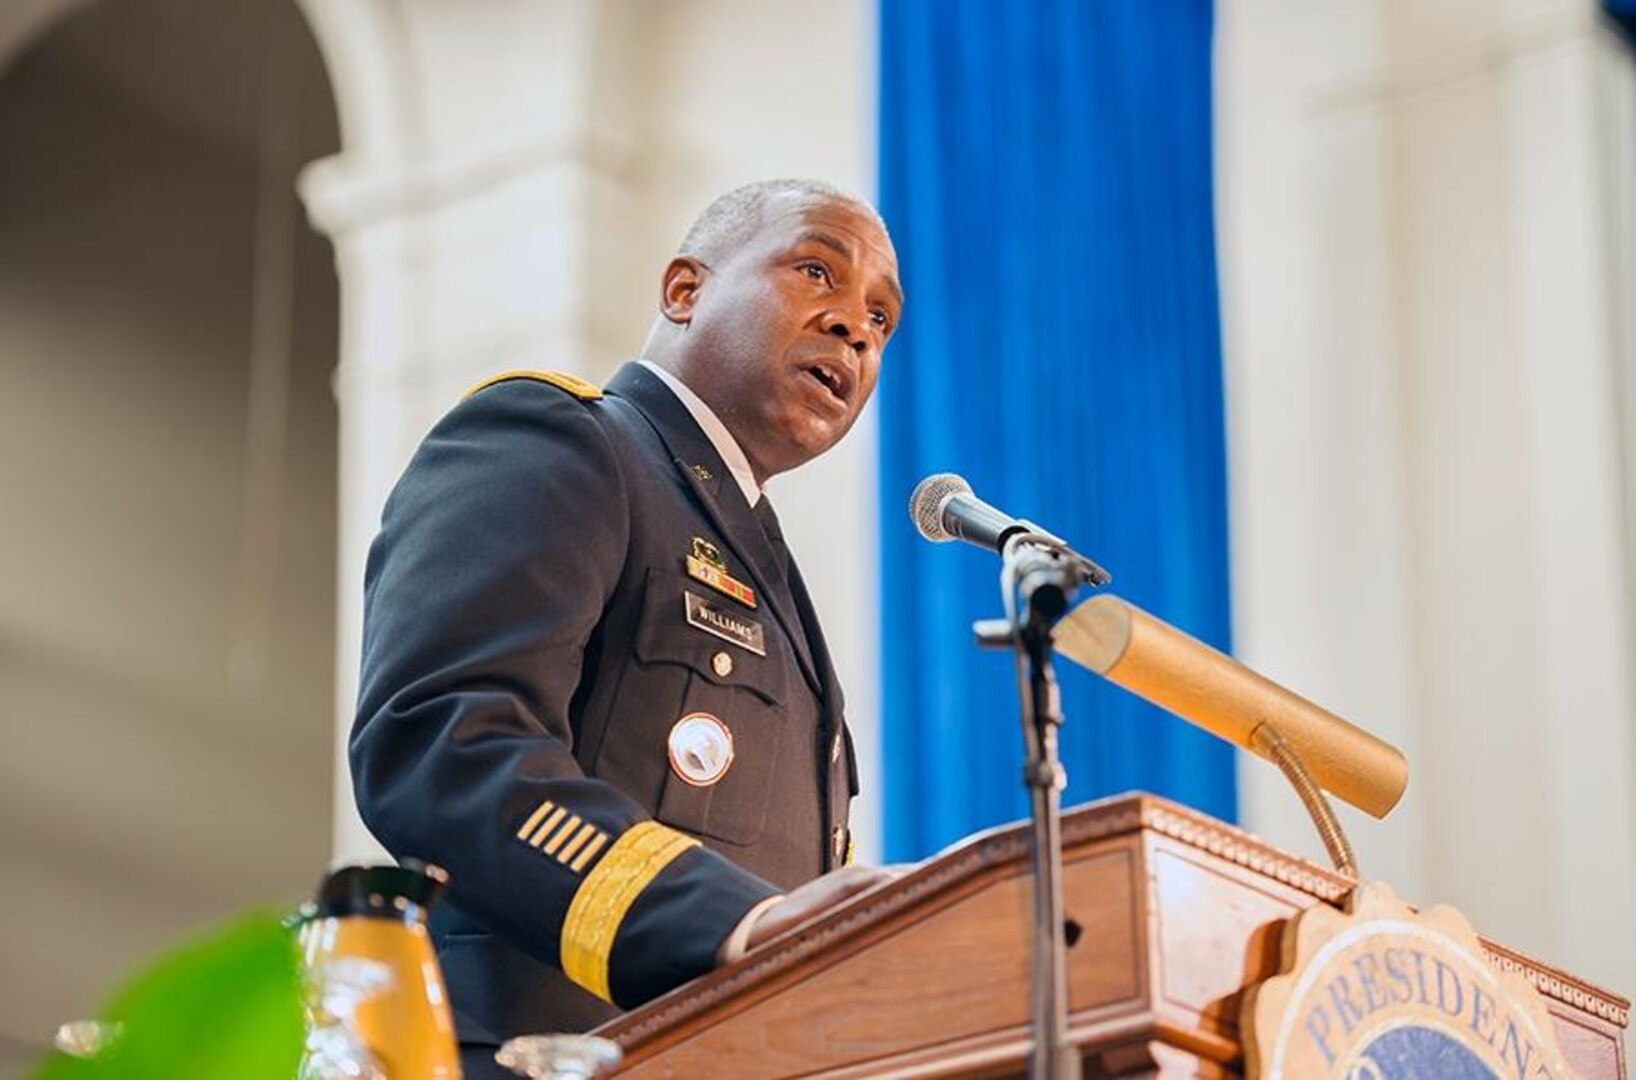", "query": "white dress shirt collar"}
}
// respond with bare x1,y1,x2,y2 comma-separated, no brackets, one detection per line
638,359,762,507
